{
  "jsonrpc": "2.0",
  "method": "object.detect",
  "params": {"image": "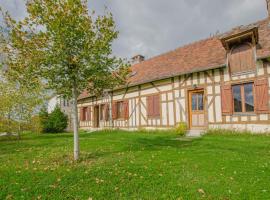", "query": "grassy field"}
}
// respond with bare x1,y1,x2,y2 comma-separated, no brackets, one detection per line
0,130,270,200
